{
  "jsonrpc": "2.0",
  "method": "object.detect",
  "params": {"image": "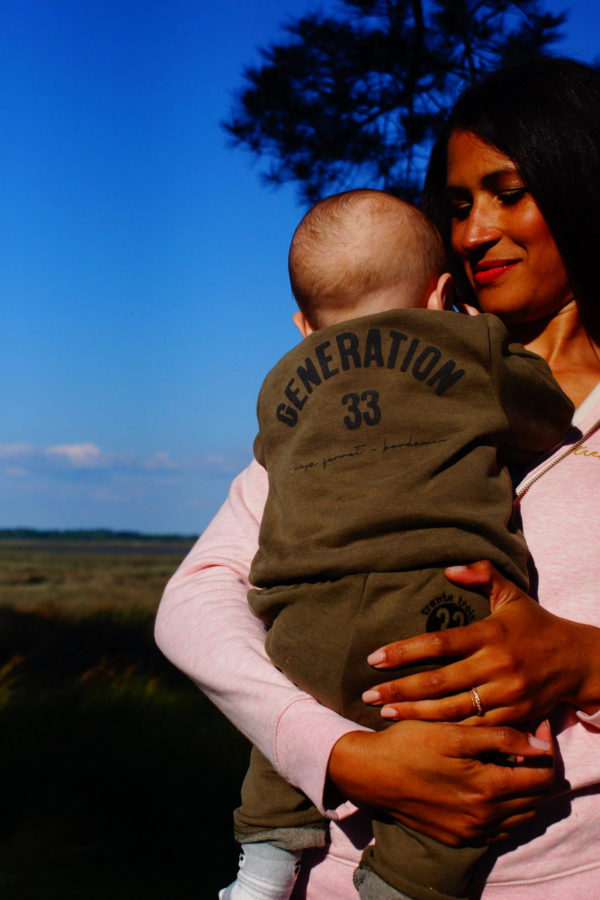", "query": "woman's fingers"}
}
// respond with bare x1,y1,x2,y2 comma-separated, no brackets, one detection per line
364,664,529,726
366,561,520,670
370,686,532,726
366,561,524,671
378,694,476,722
483,809,539,844
367,621,483,669
443,722,553,764
363,645,505,716
379,702,529,726
445,560,524,613
329,721,554,847
386,726,553,843
364,657,482,702
364,561,579,725
376,694,520,724
443,797,548,845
